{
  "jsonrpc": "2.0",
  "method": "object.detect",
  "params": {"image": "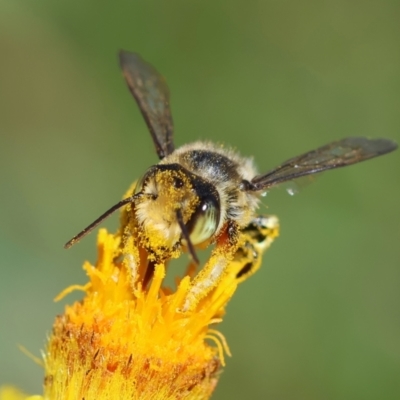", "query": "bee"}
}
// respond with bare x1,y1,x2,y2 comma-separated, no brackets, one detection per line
65,51,397,311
